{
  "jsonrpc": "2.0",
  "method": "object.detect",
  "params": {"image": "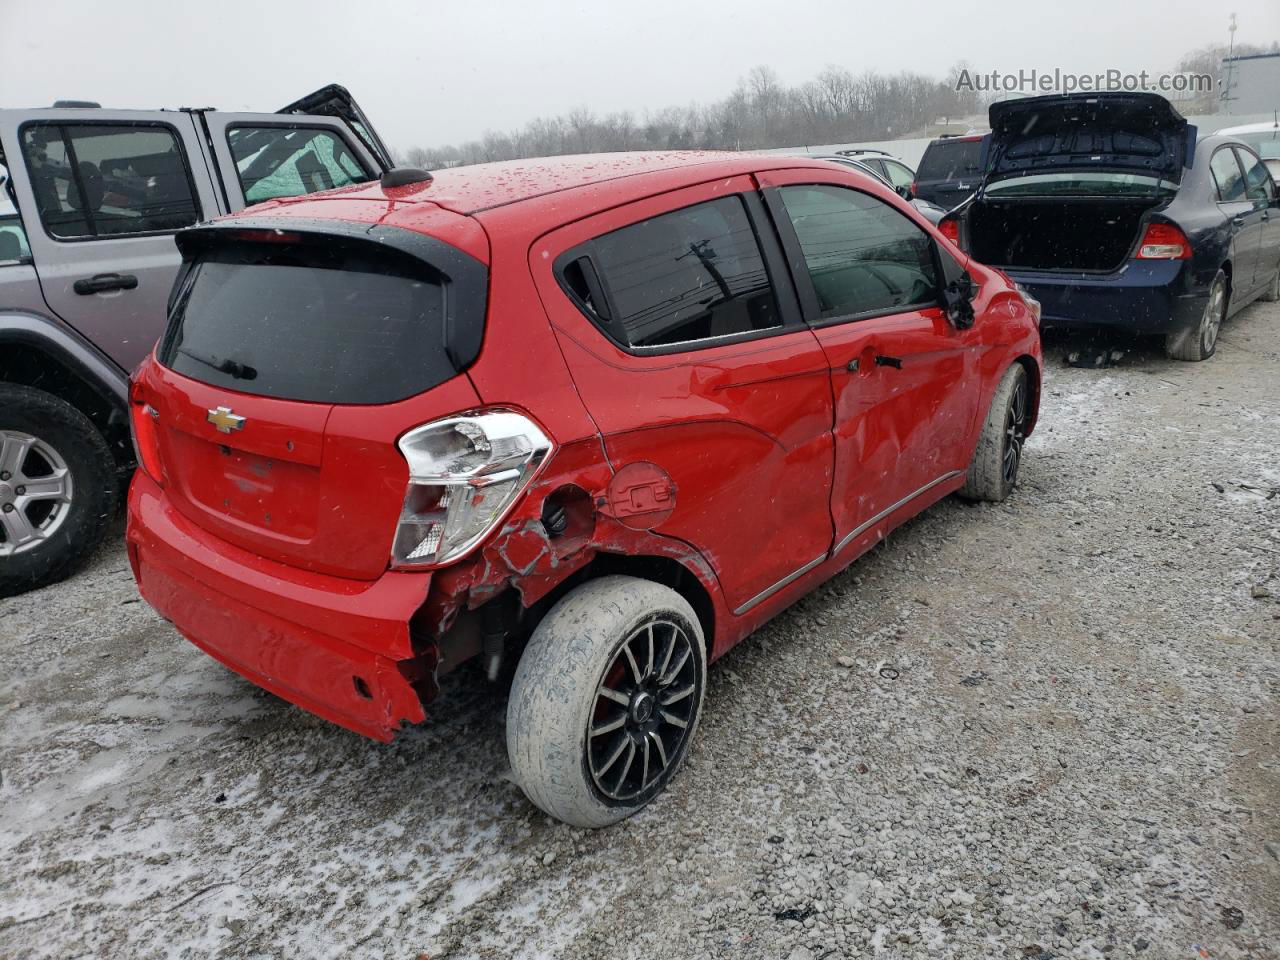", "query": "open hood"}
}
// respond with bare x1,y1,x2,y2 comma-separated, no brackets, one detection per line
984,93,1196,184
279,84,394,173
